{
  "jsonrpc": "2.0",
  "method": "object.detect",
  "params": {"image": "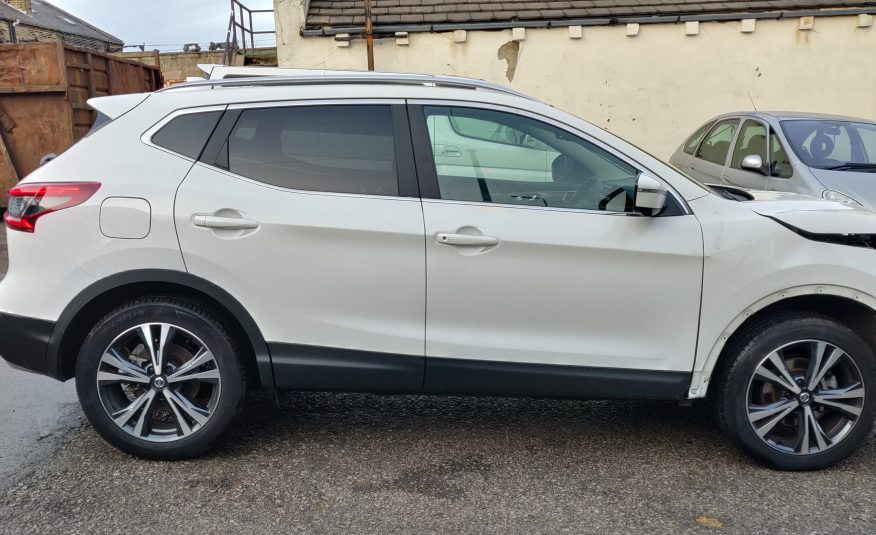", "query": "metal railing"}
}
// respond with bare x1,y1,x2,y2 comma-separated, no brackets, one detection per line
221,0,275,66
